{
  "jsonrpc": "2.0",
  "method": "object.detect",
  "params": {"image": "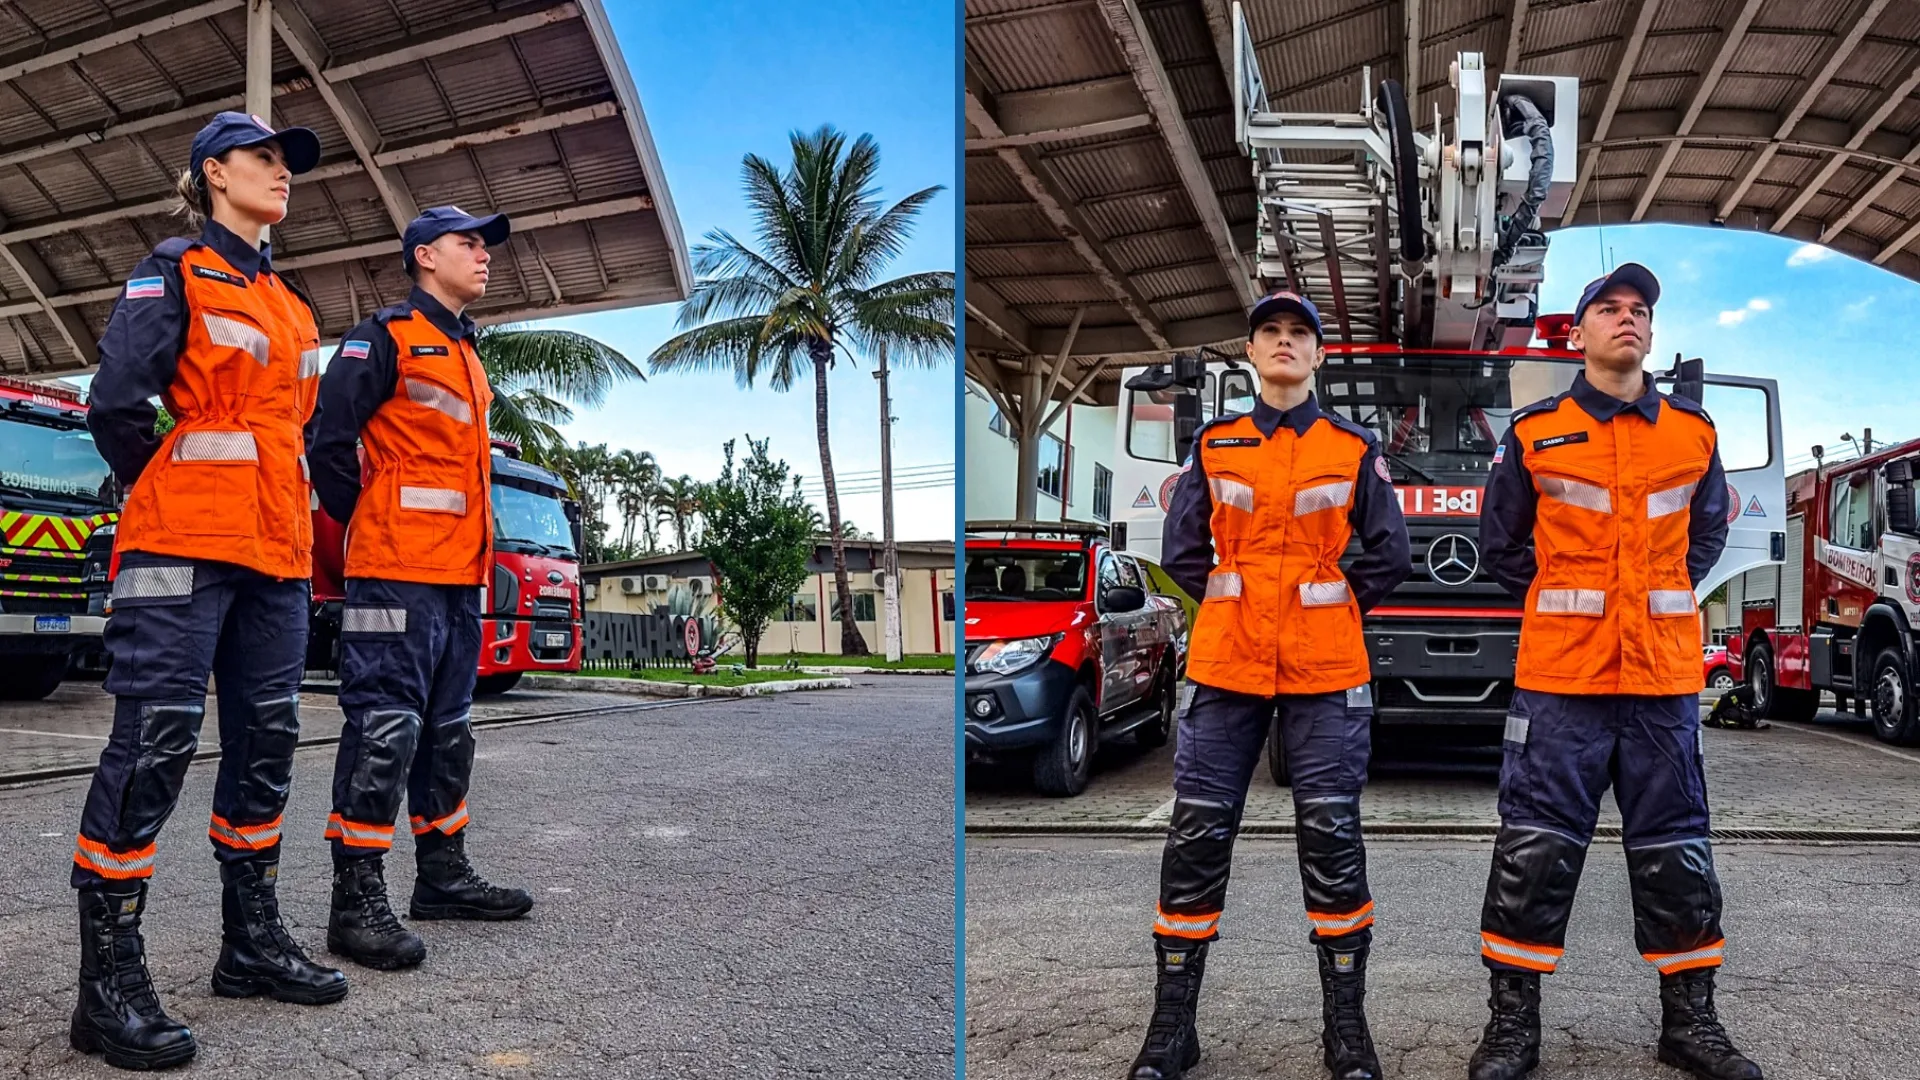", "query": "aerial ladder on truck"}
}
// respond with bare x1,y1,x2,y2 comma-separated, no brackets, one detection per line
1110,5,1787,744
